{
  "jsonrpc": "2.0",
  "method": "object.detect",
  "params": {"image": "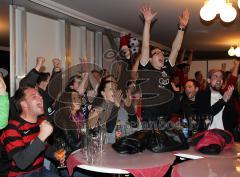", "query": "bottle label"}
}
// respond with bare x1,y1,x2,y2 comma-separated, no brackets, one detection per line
116,130,122,139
